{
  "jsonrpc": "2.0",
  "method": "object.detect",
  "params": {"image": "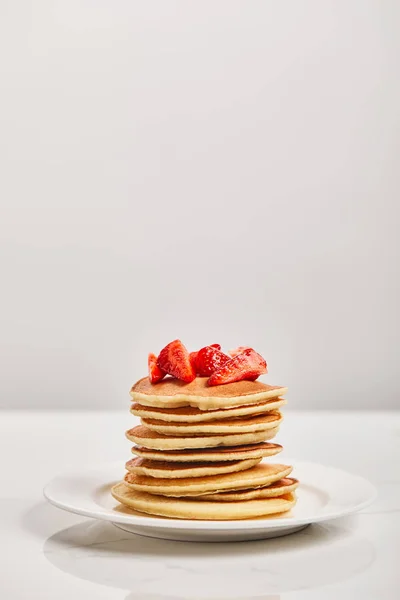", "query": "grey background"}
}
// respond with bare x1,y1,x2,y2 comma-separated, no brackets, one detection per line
1,1,399,410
